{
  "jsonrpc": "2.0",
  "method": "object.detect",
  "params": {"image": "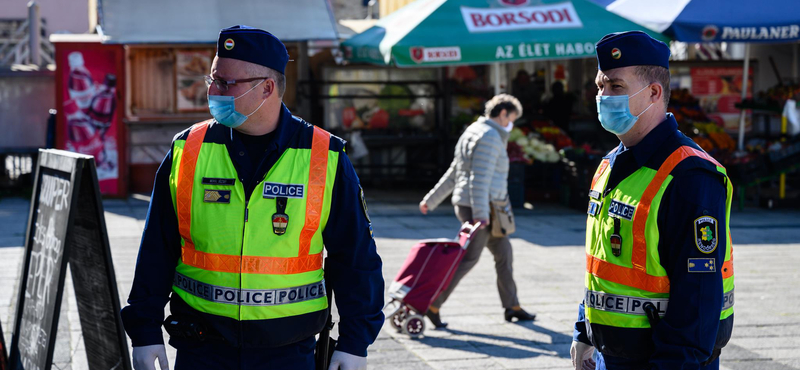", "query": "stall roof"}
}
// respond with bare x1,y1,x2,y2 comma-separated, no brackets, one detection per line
98,0,338,44
342,0,668,67
588,0,800,43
